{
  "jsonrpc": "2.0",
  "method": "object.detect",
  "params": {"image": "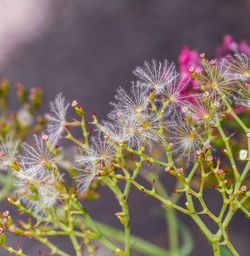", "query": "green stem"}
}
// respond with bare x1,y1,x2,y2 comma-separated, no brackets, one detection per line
36,237,71,256
215,115,240,179
212,242,221,256
0,245,26,256
81,115,89,147
223,97,249,133
226,241,239,256
235,137,250,192
123,202,131,256
125,146,169,167
142,171,180,255
129,177,189,214
65,128,86,149
103,176,131,255
185,193,213,241
74,200,123,254
69,234,82,256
